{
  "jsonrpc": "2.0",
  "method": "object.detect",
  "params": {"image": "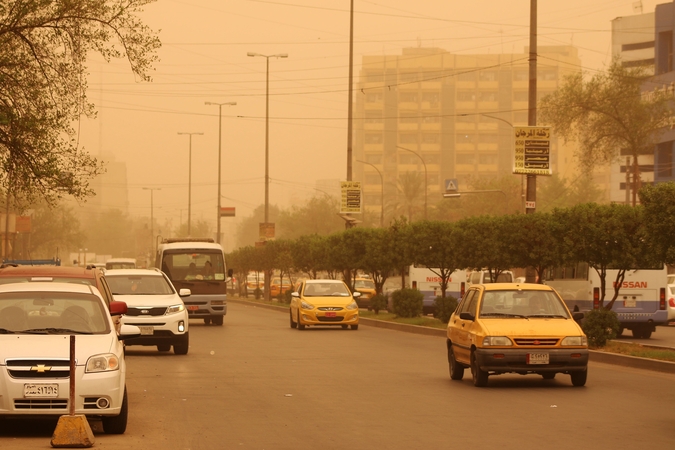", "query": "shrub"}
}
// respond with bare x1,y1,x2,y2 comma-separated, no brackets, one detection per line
433,295,458,324
370,294,388,314
253,288,262,300
280,289,293,304
391,288,423,318
582,308,621,348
